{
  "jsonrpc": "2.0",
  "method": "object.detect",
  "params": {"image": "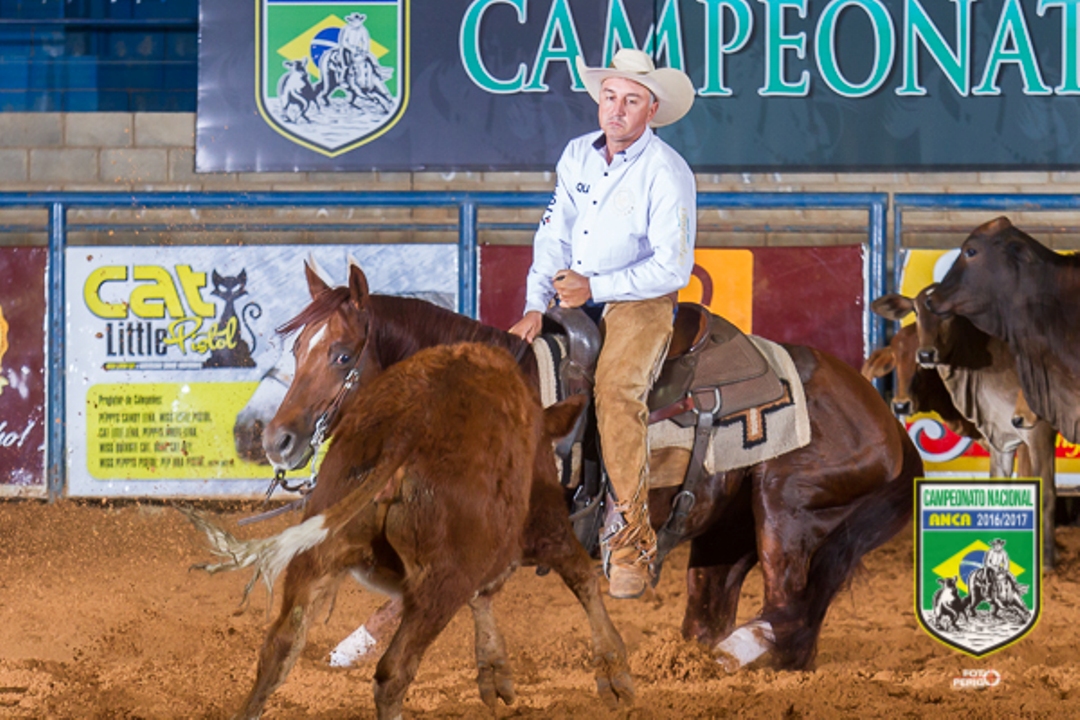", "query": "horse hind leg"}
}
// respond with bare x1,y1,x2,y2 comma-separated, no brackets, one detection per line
234,554,340,719
468,588,516,709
